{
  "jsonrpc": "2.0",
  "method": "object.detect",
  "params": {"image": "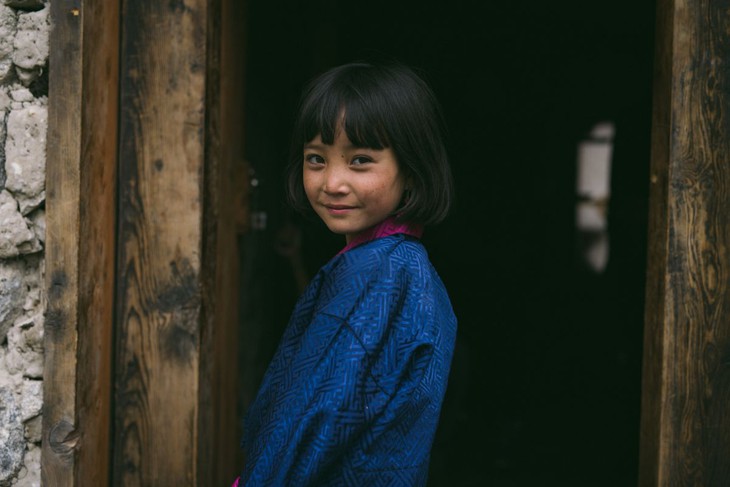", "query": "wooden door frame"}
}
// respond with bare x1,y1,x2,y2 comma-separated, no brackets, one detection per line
43,0,119,484
43,0,245,484
638,0,730,485
42,0,730,485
